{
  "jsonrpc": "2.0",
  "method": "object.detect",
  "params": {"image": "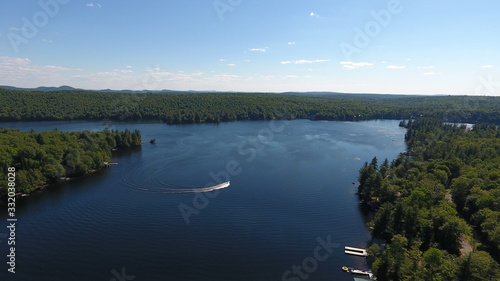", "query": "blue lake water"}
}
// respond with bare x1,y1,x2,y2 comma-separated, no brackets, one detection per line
0,119,406,281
